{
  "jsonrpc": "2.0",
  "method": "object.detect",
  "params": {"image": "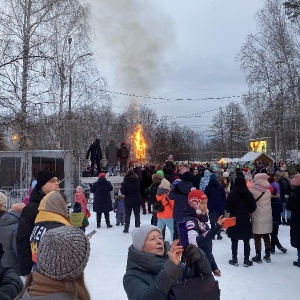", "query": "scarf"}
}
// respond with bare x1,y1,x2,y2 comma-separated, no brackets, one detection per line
35,211,71,226
27,272,68,296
